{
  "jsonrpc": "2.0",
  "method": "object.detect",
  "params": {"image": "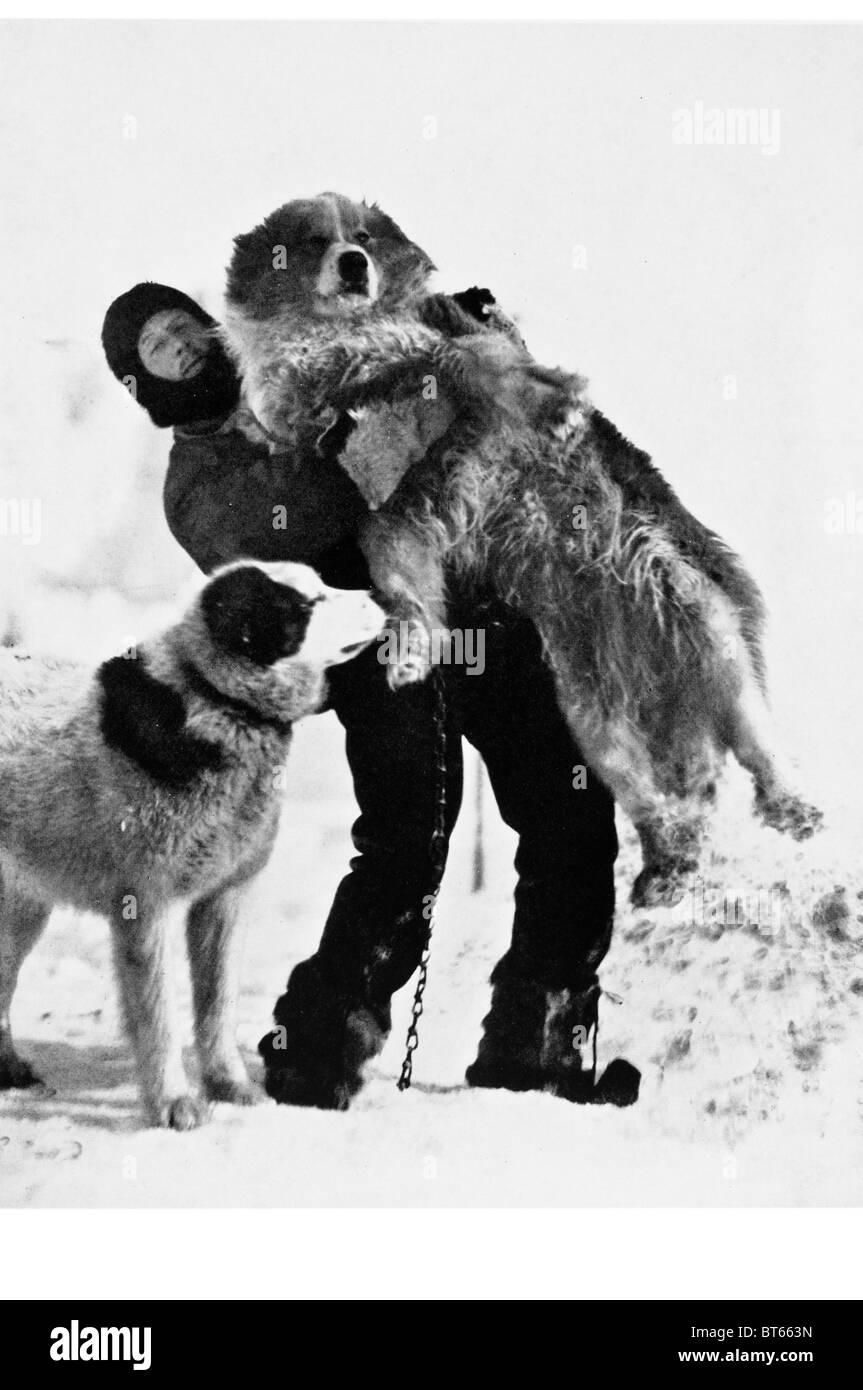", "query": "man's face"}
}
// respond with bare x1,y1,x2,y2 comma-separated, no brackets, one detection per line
137,309,212,381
